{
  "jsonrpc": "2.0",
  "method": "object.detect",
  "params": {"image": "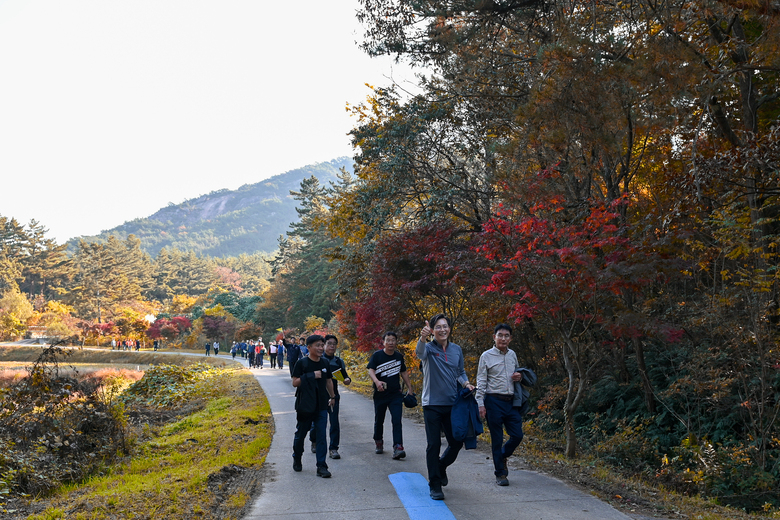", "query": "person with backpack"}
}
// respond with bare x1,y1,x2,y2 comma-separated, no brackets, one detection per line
256,341,265,369
291,335,335,478
247,340,255,367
